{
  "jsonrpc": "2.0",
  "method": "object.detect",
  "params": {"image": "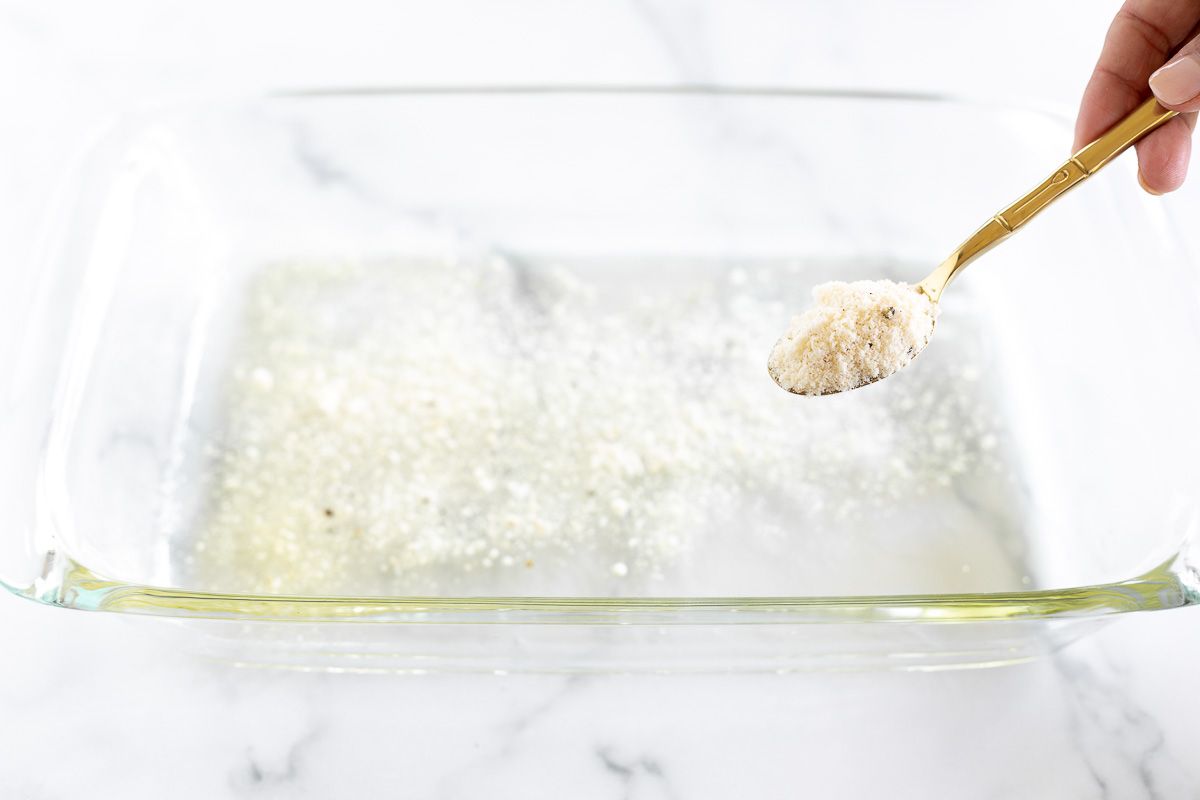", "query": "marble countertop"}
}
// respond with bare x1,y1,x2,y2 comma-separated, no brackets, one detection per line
3,597,1200,798
3,1,1200,797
